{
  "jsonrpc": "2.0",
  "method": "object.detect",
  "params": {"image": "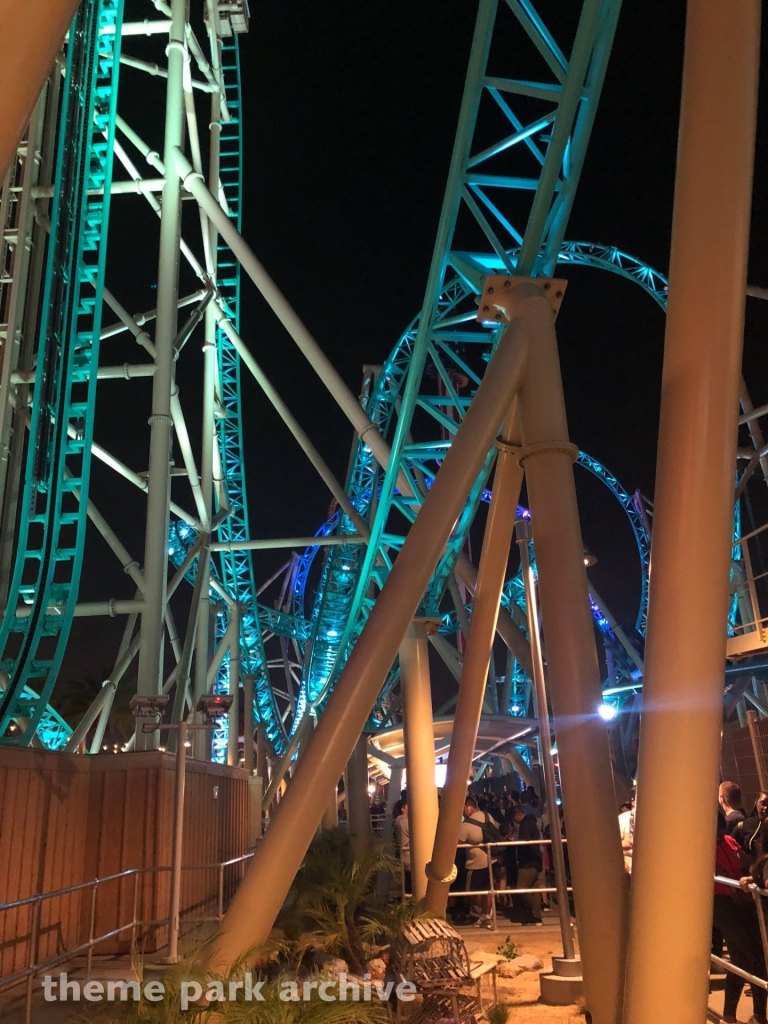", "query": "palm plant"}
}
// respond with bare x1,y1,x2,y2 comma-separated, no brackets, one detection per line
282,828,403,974
359,892,430,949
83,968,388,1023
